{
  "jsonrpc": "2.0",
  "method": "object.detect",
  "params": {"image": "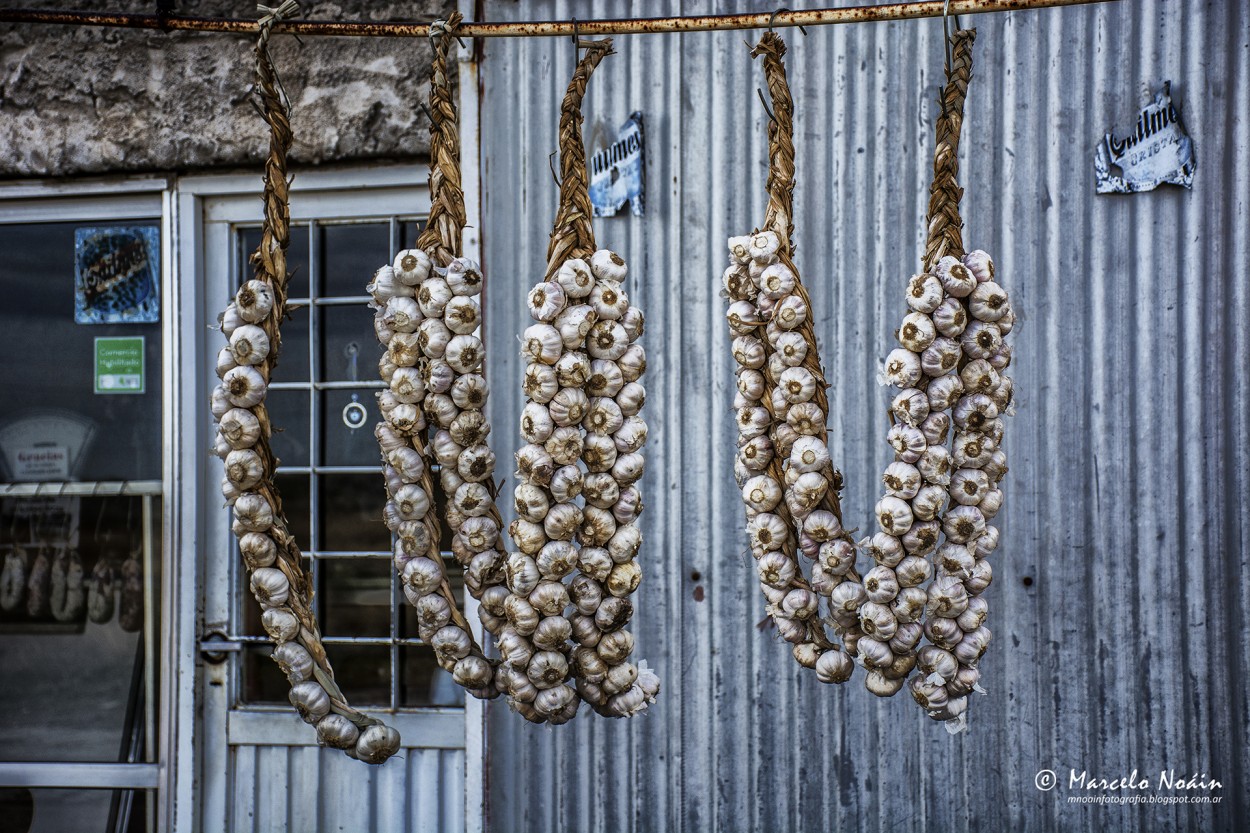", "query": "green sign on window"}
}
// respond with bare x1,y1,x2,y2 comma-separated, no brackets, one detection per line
94,336,146,394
